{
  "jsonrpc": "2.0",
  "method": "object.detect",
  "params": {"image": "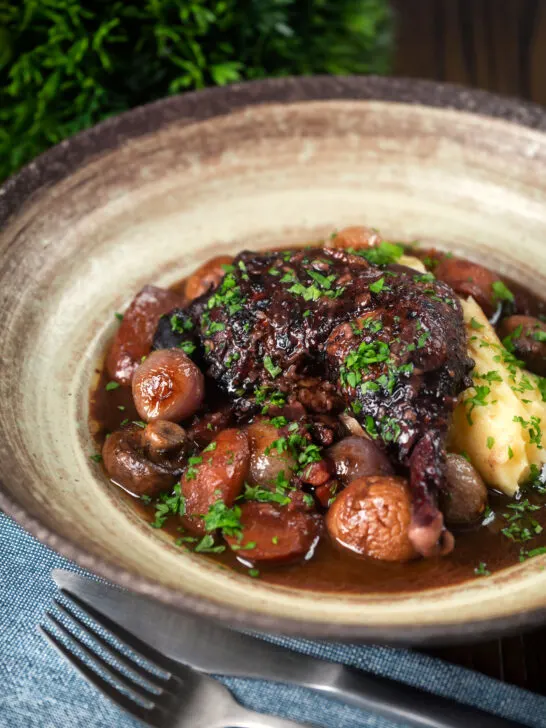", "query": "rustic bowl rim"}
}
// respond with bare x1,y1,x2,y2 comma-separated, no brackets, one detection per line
3,75,546,644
